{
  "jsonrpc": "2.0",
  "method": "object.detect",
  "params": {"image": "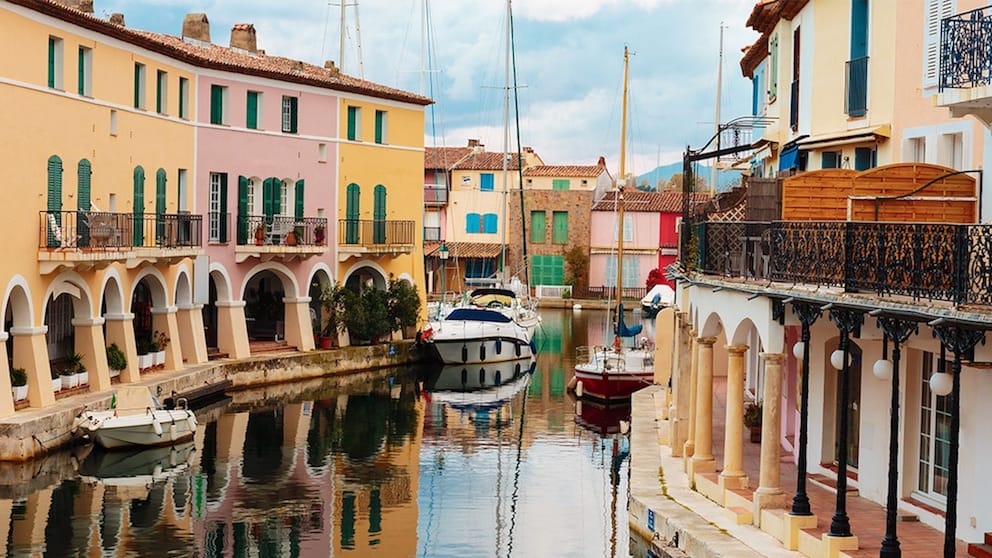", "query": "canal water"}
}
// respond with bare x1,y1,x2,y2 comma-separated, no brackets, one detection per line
0,308,658,557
